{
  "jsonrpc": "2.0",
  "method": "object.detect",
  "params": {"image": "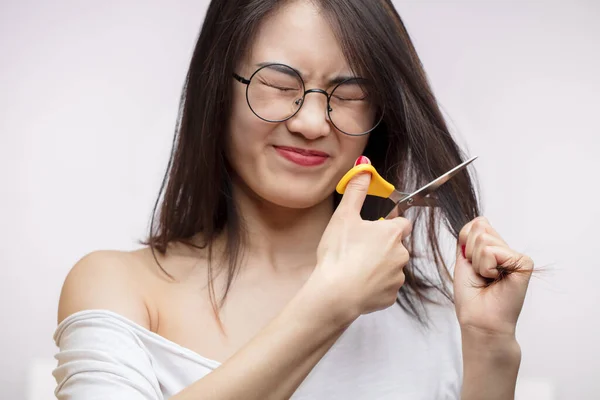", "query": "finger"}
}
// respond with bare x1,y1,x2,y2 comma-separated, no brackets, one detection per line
465,220,486,260
484,246,535,283
480,223,508,246
472,232,507,271
458,217,477,246
394,244,410,270
459,216,507,248
337,156,372,213
459,216,507,260
454,244,487,287
493,246,535,275
473,245,500,279
392,217,413,241
457,218,476,258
